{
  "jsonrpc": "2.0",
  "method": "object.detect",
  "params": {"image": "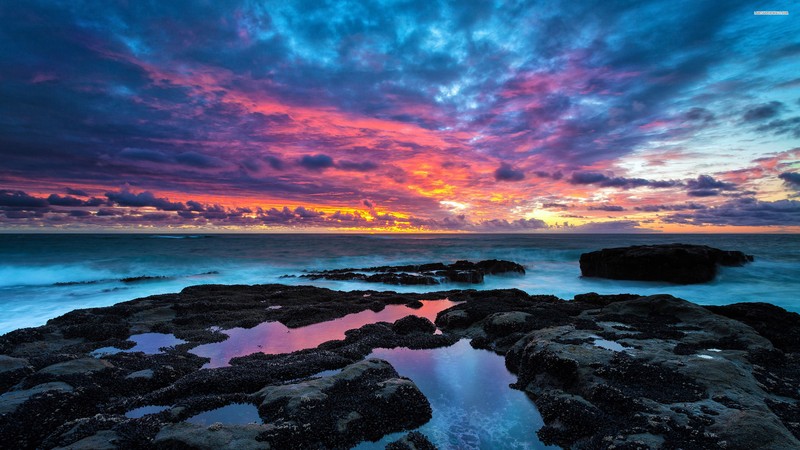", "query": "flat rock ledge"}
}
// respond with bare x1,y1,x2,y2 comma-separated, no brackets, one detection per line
1,283,798,449
297,259,525,285
580,243,753,284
